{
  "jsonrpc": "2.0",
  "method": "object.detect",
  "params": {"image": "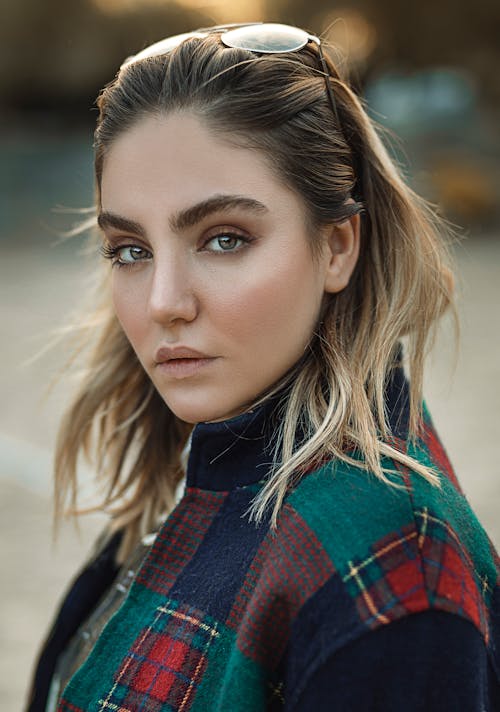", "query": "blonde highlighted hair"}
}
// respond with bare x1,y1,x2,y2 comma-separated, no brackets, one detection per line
55,30,456,563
